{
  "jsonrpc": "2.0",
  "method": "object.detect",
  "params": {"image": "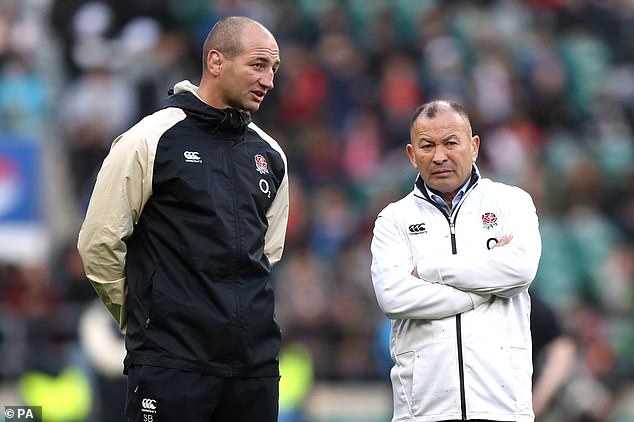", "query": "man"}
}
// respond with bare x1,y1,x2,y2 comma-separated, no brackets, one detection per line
530,290,576,418
77,16,288,422
370,100,542,421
